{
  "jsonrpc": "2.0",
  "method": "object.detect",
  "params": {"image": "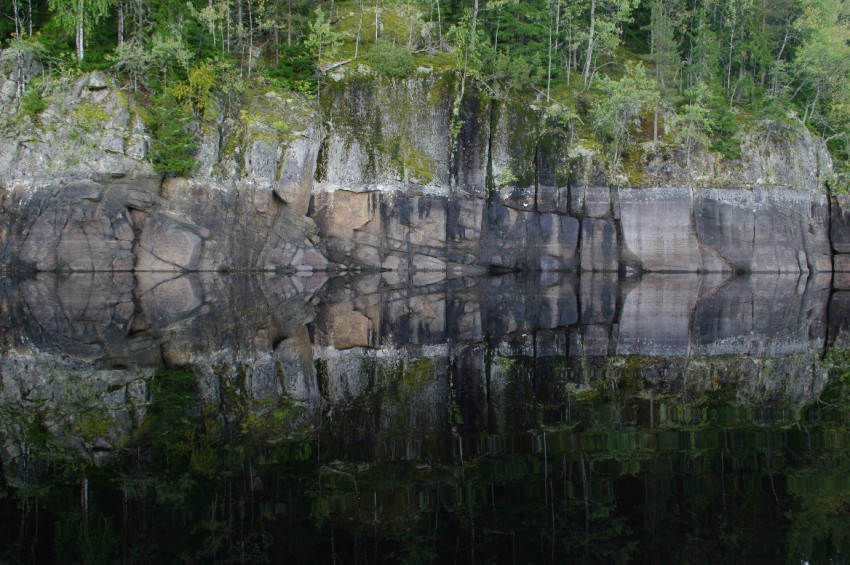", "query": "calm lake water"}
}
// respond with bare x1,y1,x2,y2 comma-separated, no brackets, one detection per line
2,272,850,563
